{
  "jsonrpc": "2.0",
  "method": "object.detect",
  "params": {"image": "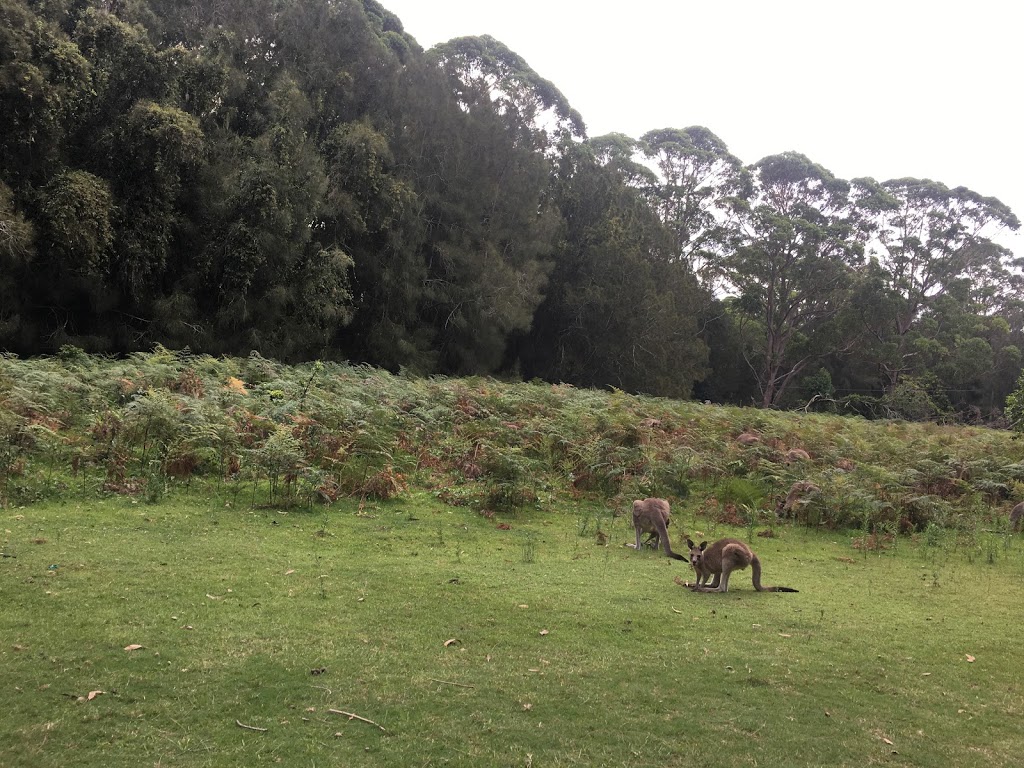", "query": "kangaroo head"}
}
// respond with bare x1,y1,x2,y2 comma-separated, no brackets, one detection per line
686,539,708,568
